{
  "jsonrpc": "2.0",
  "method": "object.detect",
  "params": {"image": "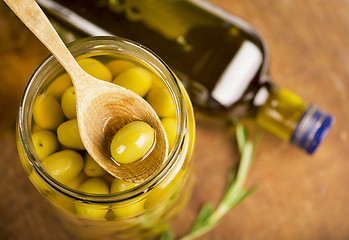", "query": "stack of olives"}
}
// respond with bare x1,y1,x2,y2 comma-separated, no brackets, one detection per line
30,56,178,220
